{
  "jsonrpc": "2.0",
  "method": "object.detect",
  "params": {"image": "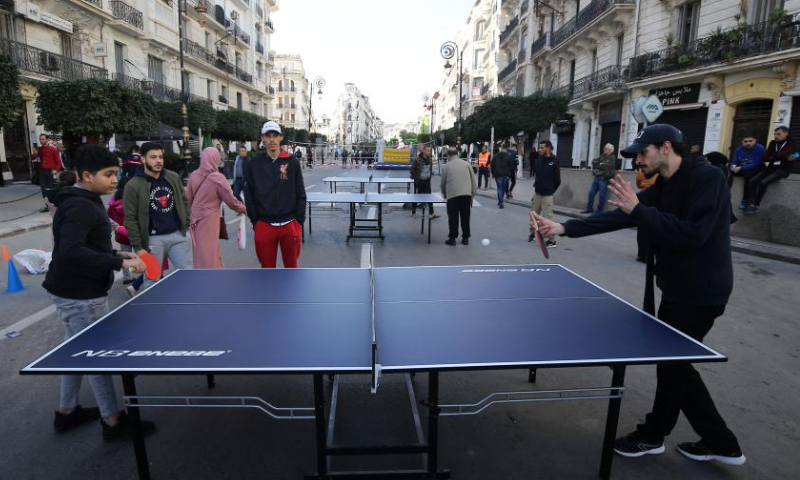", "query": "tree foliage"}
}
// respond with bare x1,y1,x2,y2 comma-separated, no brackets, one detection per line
0,54,22,133
461,95,569,142
155,100,217,133
212,109,264,142
36,79,157,140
